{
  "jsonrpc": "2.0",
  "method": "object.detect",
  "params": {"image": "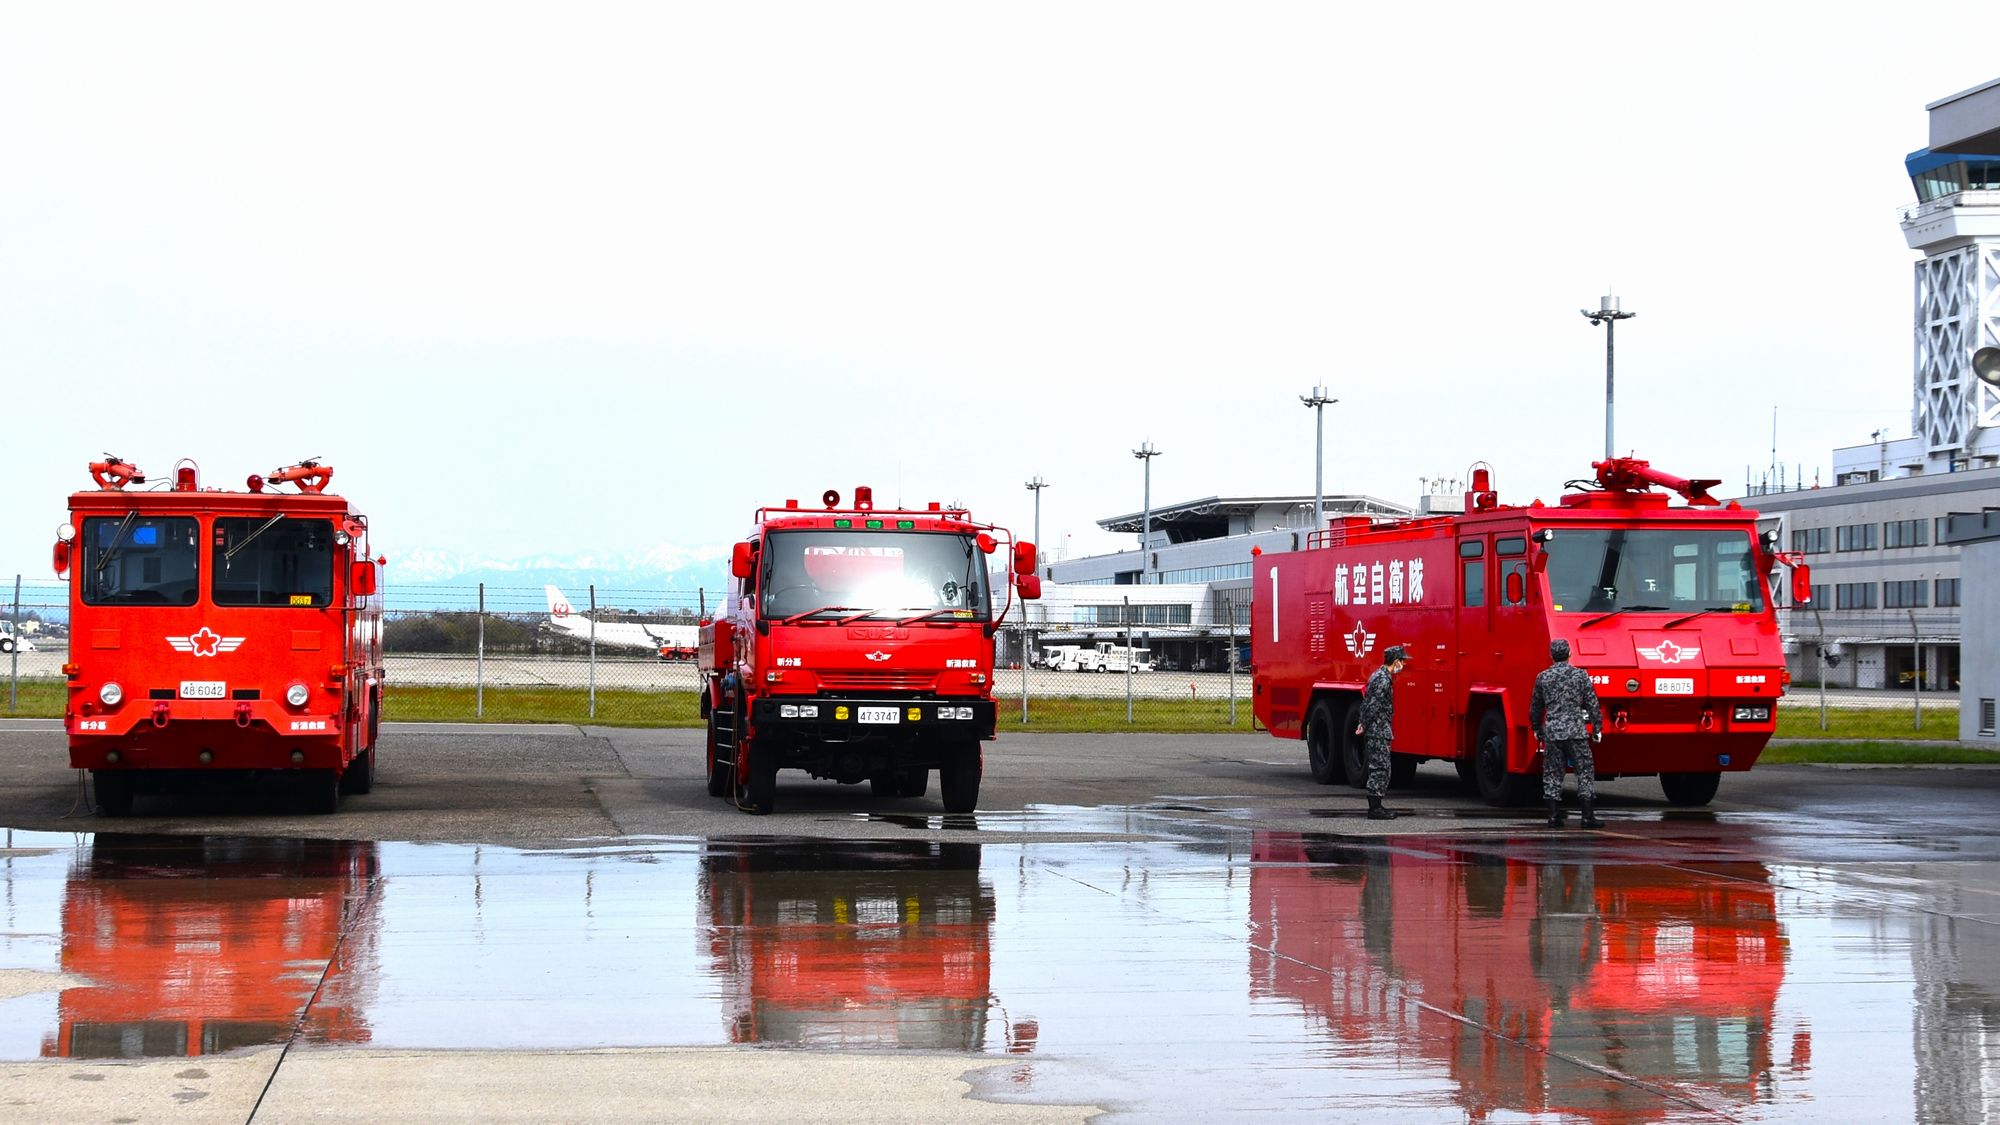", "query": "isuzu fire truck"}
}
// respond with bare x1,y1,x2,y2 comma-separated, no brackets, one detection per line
700,487,1040,815
1252,458,1811,807
53,457,384,815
